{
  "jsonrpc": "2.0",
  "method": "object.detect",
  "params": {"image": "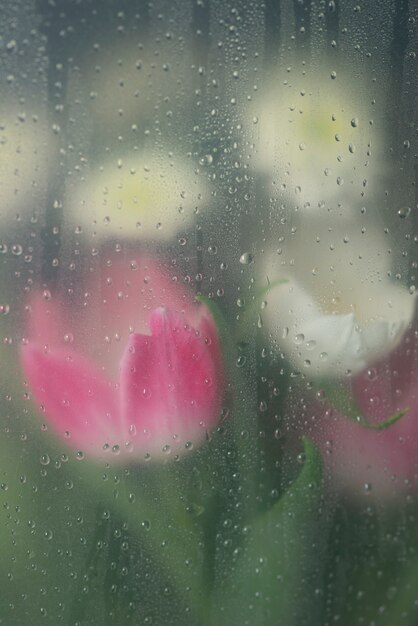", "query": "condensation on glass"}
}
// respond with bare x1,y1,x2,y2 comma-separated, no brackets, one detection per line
0,0,417,624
